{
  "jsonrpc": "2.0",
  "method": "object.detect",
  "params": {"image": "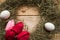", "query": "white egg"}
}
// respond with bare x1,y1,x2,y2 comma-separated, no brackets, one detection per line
45,22,55,31
0,10,10,19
